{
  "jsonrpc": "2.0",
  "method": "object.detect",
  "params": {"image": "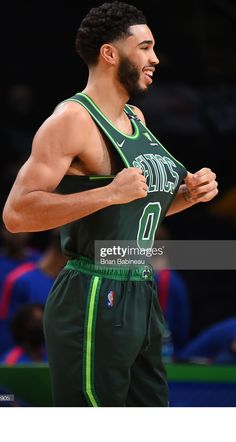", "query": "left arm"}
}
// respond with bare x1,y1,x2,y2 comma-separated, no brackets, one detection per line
166,168,218,216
